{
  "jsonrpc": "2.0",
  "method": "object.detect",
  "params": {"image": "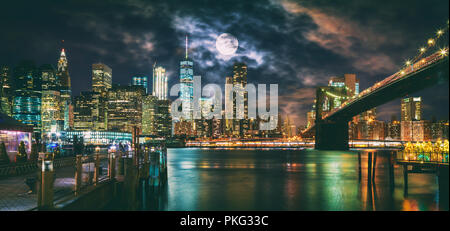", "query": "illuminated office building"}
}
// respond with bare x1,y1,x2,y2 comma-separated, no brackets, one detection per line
40,64,58,91
132,75,148,94
41,90,64,140
142,95,172,137
12,61,42,135
153,65,168,100
142,95,158,136
401,97,422,121
193,98,213,138
107,85,144,133
1,66,13,116
386,116,401,140
212,111,224,139
431,121,449,140
155,100,172,137
92,63,112,94
232,62,248,137
92,63,112,130
401,120,431,141
401,97,425,141
73,91,96,131
224,76,234,137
